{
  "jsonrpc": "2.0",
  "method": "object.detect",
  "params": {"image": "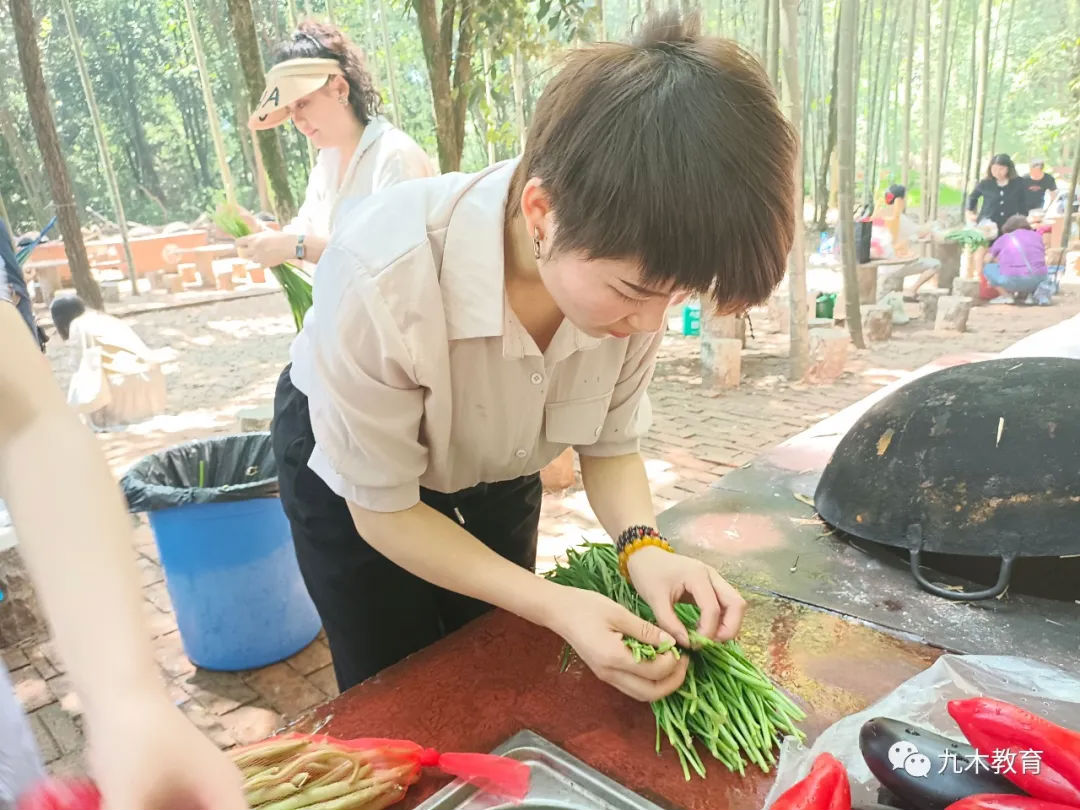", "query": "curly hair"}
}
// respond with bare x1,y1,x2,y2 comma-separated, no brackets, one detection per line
272,21,381,125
